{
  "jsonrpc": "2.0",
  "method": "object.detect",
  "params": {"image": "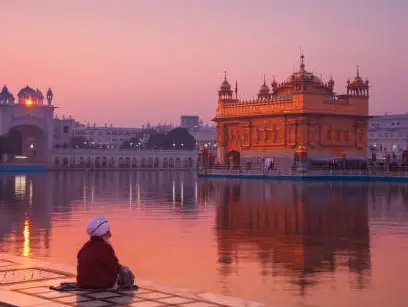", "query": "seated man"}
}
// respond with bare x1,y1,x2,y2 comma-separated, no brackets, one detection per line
77,215,134,289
